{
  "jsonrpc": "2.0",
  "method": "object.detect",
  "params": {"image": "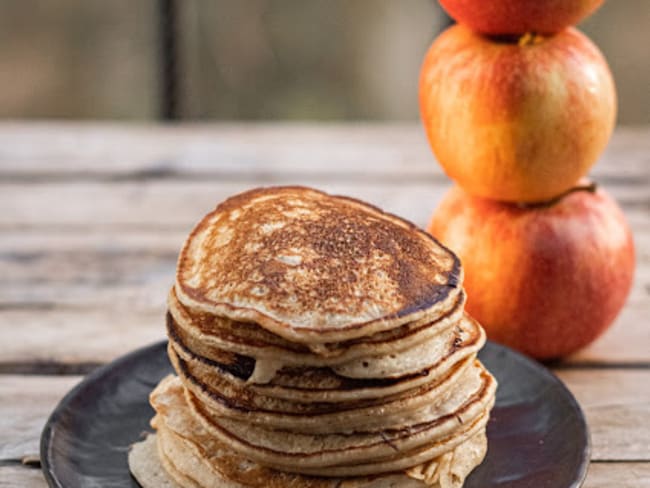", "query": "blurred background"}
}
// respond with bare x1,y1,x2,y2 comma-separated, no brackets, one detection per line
0,0,647,123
